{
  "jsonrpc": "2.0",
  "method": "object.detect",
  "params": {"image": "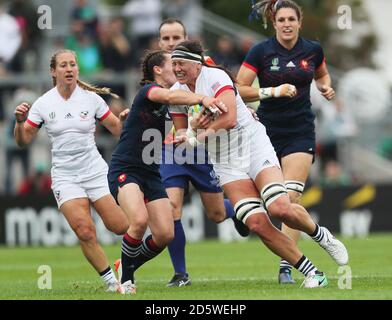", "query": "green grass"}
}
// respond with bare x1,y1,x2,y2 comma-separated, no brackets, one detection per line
0,234,392,300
